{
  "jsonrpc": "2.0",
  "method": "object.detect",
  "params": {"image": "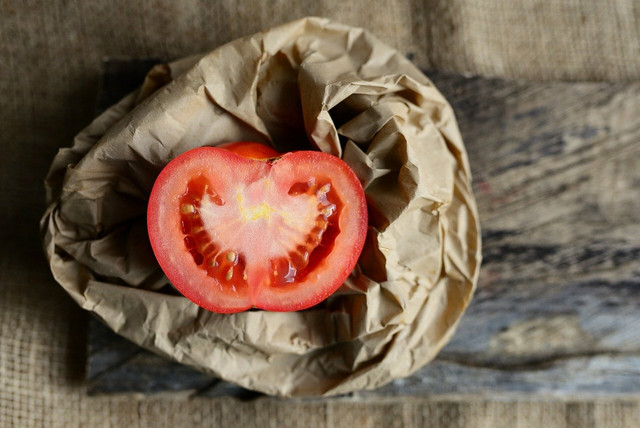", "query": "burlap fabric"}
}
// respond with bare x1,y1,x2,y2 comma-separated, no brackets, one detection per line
2,0,640,426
